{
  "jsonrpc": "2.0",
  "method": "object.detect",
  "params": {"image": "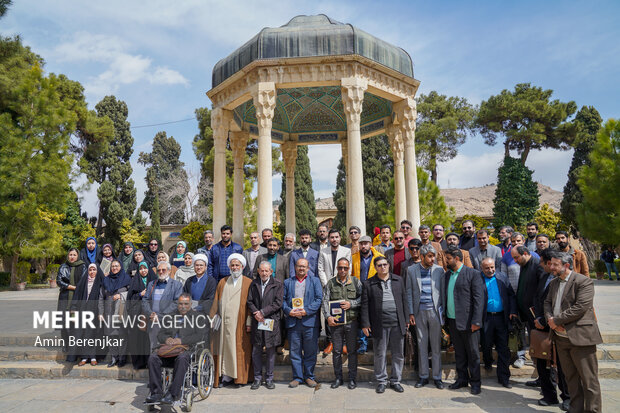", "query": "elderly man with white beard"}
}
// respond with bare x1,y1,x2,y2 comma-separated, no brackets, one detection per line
209,253,253,388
